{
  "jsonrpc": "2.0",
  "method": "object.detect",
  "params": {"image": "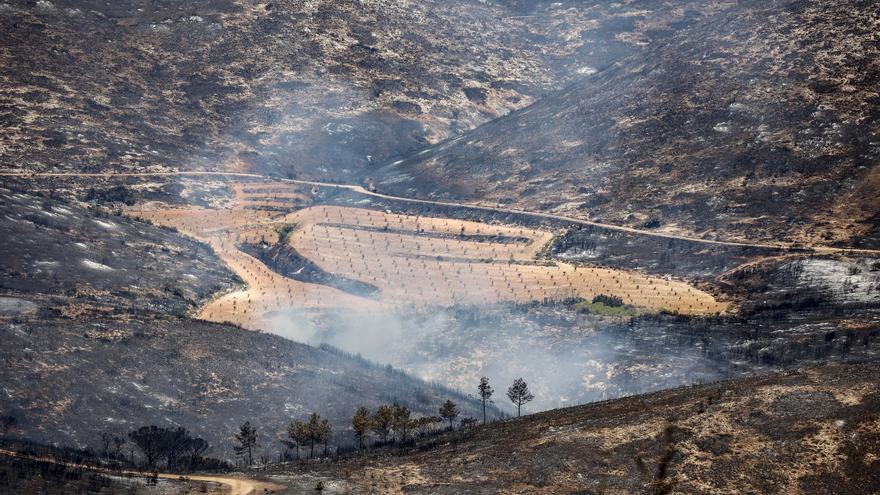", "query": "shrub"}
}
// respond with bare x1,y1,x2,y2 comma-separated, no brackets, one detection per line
592,294,625,307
